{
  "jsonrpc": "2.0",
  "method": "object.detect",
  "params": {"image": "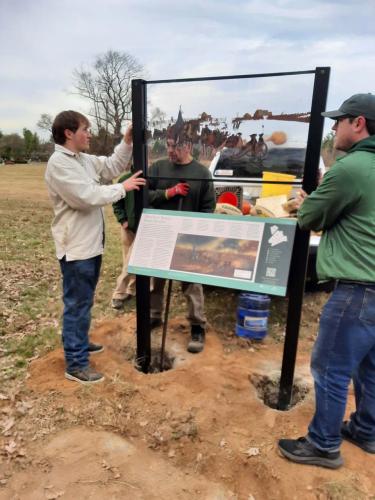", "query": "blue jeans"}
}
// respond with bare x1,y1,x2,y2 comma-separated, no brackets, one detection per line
59,256,102,371
308,282,375,451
